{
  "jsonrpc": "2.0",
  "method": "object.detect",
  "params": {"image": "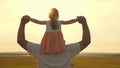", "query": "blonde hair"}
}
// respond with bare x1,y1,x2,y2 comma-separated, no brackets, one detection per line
49,8,59,20
49,8,59,30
